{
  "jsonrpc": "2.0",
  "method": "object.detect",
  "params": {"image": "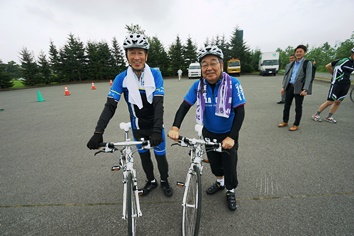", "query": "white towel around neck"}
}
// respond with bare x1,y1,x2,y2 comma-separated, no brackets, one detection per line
123,64,155,109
